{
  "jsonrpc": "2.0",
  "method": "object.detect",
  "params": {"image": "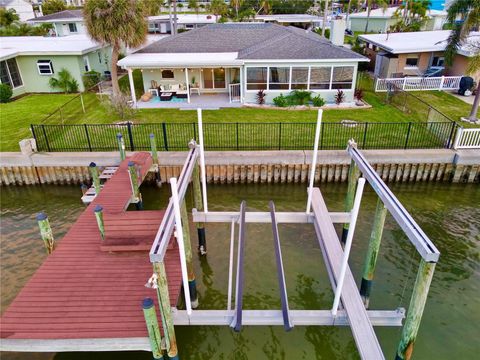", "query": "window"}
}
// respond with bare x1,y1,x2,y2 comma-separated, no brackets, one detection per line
432,56,444,67
83,56,90,72
405,57,419,68
0,58,23,88
97,51,102,64
161,69,174,79
268,67,289,90
331,66,354,89
68,23,77,33
291,67,308,89
310,67,331,90
37,60,54,75
246,67,267,90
